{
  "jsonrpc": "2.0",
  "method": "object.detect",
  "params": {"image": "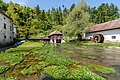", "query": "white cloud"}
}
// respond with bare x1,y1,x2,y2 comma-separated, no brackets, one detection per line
3,0,27,6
